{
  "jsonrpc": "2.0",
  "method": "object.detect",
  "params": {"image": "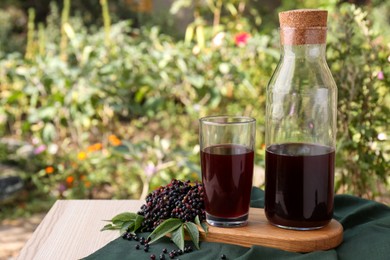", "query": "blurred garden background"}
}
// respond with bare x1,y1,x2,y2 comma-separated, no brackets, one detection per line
0,0,389,256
